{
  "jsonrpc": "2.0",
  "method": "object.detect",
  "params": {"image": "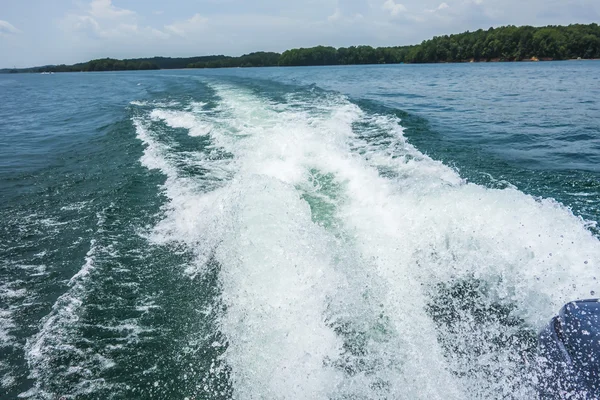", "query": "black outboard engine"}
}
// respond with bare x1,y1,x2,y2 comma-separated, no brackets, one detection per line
537,299,600,399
